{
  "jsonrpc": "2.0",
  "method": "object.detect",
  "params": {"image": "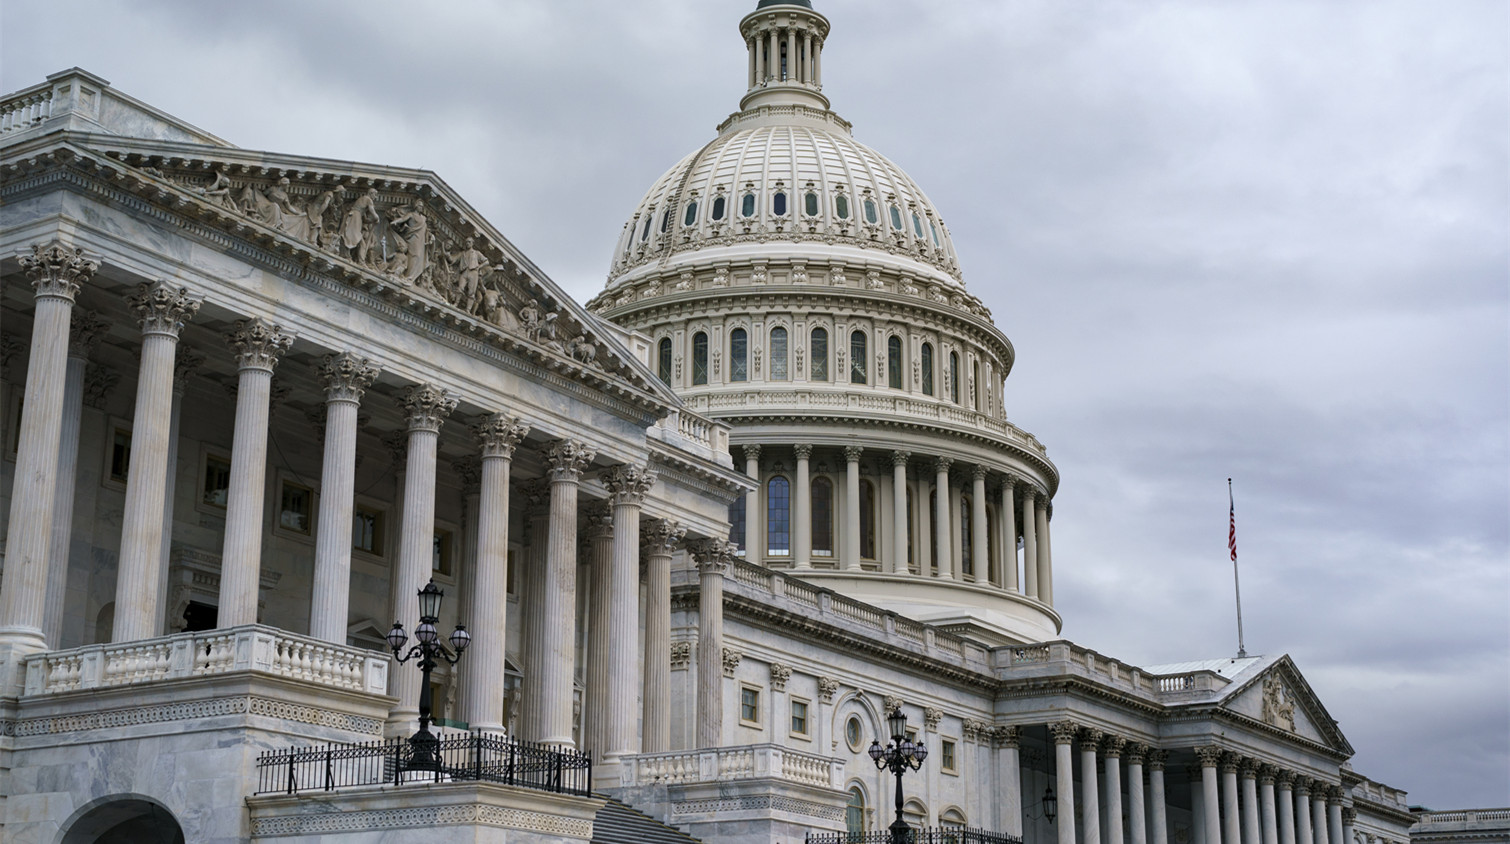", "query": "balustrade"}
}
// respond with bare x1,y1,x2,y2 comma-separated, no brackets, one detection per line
619,743,842,789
